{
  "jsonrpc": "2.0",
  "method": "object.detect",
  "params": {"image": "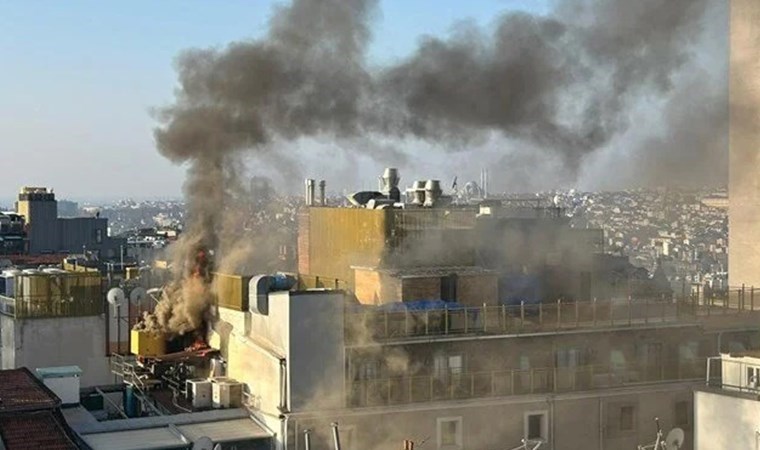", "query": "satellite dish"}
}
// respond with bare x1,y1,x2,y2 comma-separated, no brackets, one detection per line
666,428,685,449
192,437,213,450
107,288,125,306
129,287,147,304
